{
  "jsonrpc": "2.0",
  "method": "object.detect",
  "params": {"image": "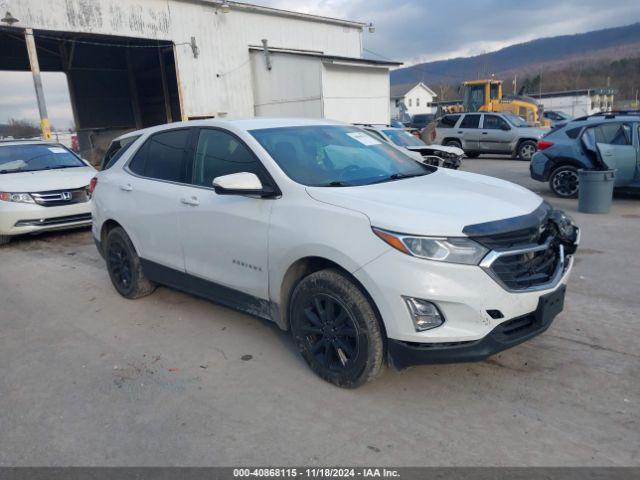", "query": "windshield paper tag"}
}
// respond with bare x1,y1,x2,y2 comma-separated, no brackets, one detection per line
347,132,381,146
48,147,67,154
